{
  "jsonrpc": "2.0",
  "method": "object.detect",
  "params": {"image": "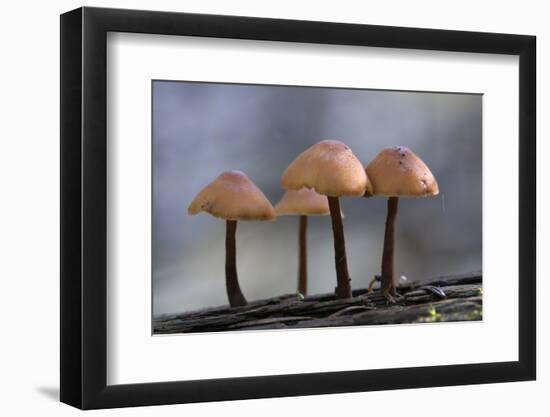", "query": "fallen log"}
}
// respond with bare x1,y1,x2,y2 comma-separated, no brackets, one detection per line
153,271,482,334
